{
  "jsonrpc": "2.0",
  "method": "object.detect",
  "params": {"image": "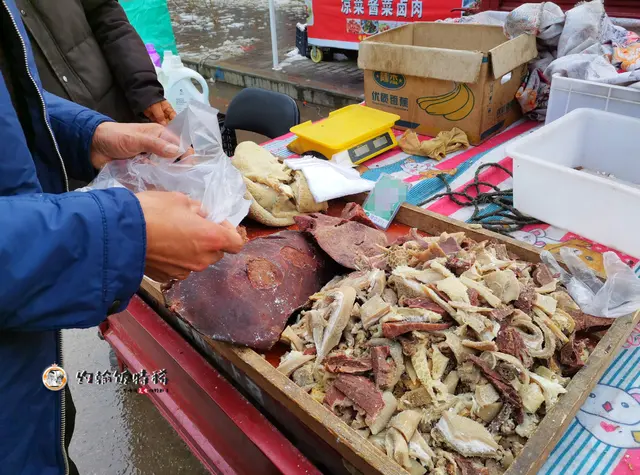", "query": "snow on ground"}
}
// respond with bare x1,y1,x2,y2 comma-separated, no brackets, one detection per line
170,0,305,62
273,47,308,70
177,37,261,62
